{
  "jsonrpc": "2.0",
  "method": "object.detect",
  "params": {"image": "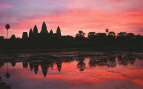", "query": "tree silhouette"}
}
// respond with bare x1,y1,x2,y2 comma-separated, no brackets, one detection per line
127,33,135,38
5,24,10,38
10,34,16,40
76,30,85,40
108,32,116,38
88,32,96,40
106,28,109,35
5,63,10,79
117,32,127,37
77,57,86,71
